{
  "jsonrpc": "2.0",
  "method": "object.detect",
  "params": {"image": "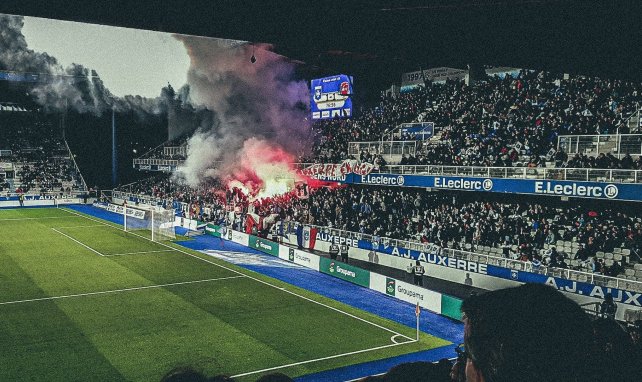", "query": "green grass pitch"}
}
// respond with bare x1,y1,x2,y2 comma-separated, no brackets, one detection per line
0,207,450,381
